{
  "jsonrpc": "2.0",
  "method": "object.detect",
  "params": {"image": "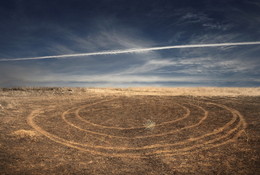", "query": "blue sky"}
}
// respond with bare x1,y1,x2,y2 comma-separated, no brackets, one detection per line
0,0,260,87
